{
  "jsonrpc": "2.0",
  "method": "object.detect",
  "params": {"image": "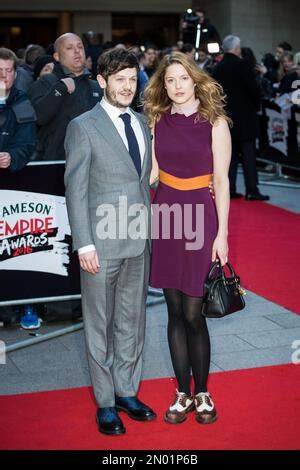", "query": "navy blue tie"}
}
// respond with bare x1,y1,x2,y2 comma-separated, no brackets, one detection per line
120,113,141,177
